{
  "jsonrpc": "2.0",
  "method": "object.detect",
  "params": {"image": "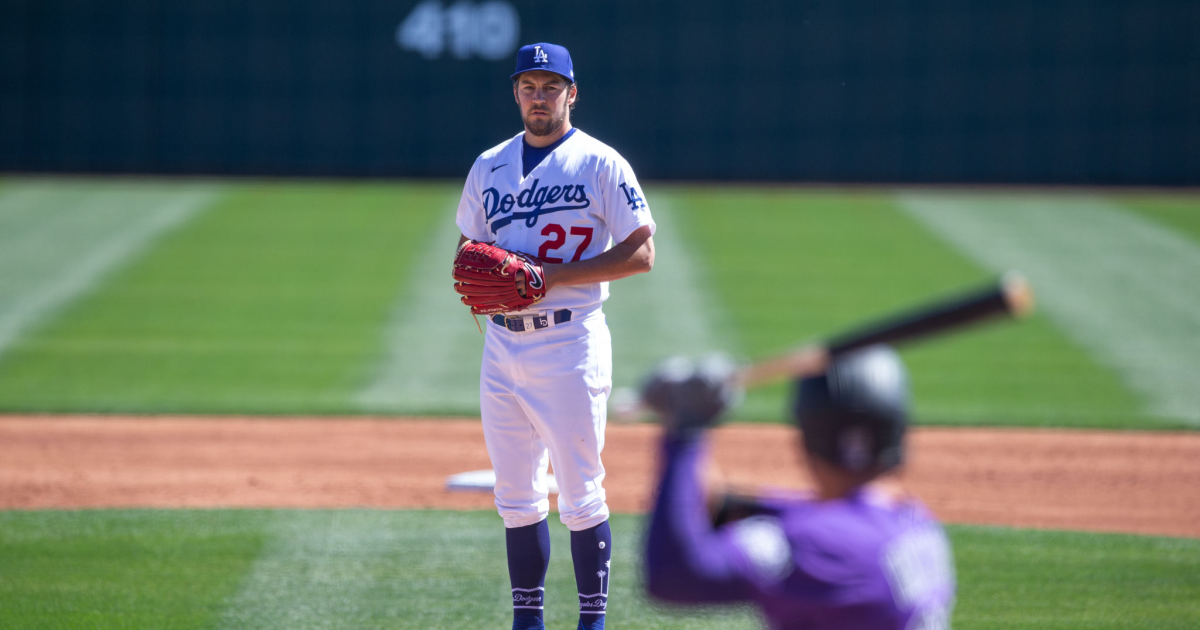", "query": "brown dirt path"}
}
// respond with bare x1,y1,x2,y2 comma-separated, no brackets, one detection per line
1,416,1197,538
